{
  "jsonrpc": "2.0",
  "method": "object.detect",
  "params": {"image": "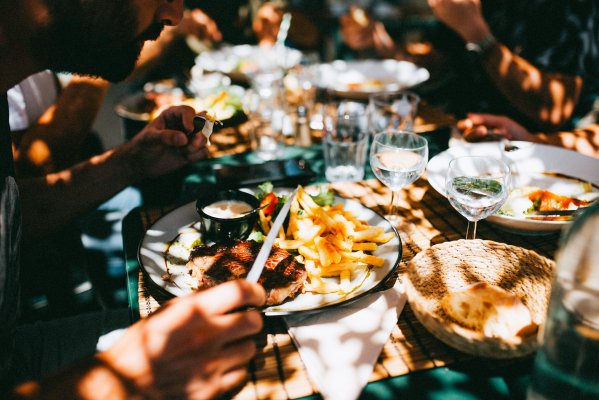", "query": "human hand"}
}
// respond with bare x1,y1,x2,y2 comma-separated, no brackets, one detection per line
340,7,376,51
99,280,266,399
458,113,533,142
123,105,209,180
427,0,490,43
175,8,222,43
253,3,284,46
